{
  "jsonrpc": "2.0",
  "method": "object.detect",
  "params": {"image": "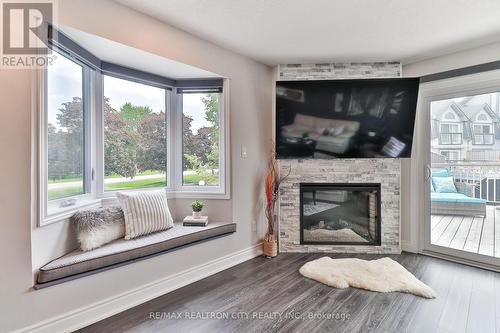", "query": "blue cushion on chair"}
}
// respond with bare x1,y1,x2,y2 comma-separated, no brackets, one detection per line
432,176,457,193
431,192,486,204
432,169,449,177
